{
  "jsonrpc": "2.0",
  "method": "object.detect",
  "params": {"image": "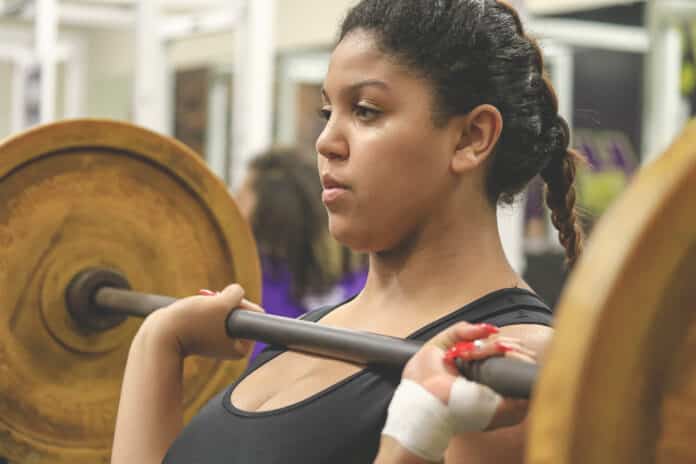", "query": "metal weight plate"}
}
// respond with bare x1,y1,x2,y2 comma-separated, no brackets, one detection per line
527,120,696,464
0,120,261,463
